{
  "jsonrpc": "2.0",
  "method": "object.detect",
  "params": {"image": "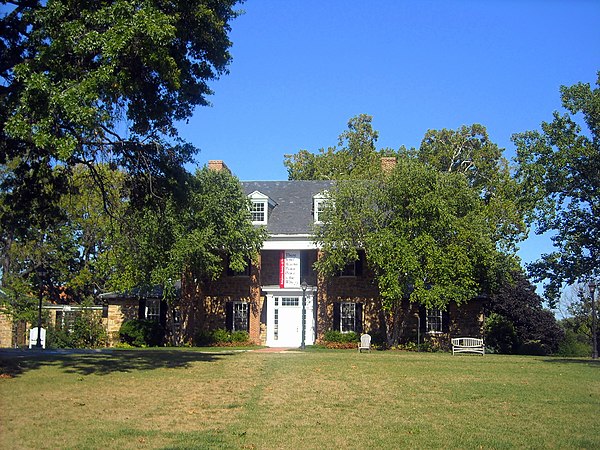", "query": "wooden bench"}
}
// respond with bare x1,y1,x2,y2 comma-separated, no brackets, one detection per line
451,337,484,355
